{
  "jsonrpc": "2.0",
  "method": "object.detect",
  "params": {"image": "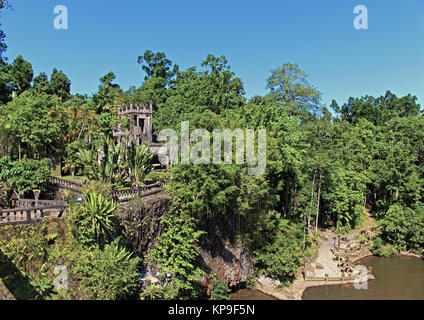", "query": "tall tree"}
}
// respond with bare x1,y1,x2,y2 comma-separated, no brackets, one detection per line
32,72,51,95
93,72,122,113
266,62,321,118
10,55,33,95
50,68,71,101
137,50,179,83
